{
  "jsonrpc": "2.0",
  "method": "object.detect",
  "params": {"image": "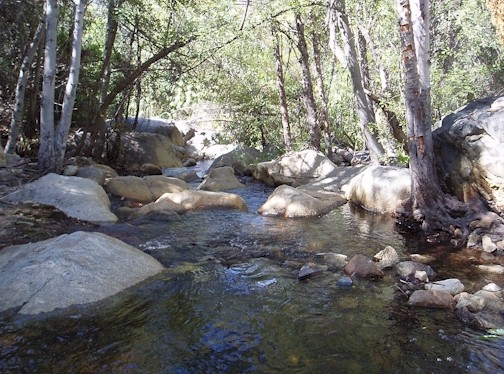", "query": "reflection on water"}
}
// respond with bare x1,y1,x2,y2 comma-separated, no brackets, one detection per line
1,179,503,373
